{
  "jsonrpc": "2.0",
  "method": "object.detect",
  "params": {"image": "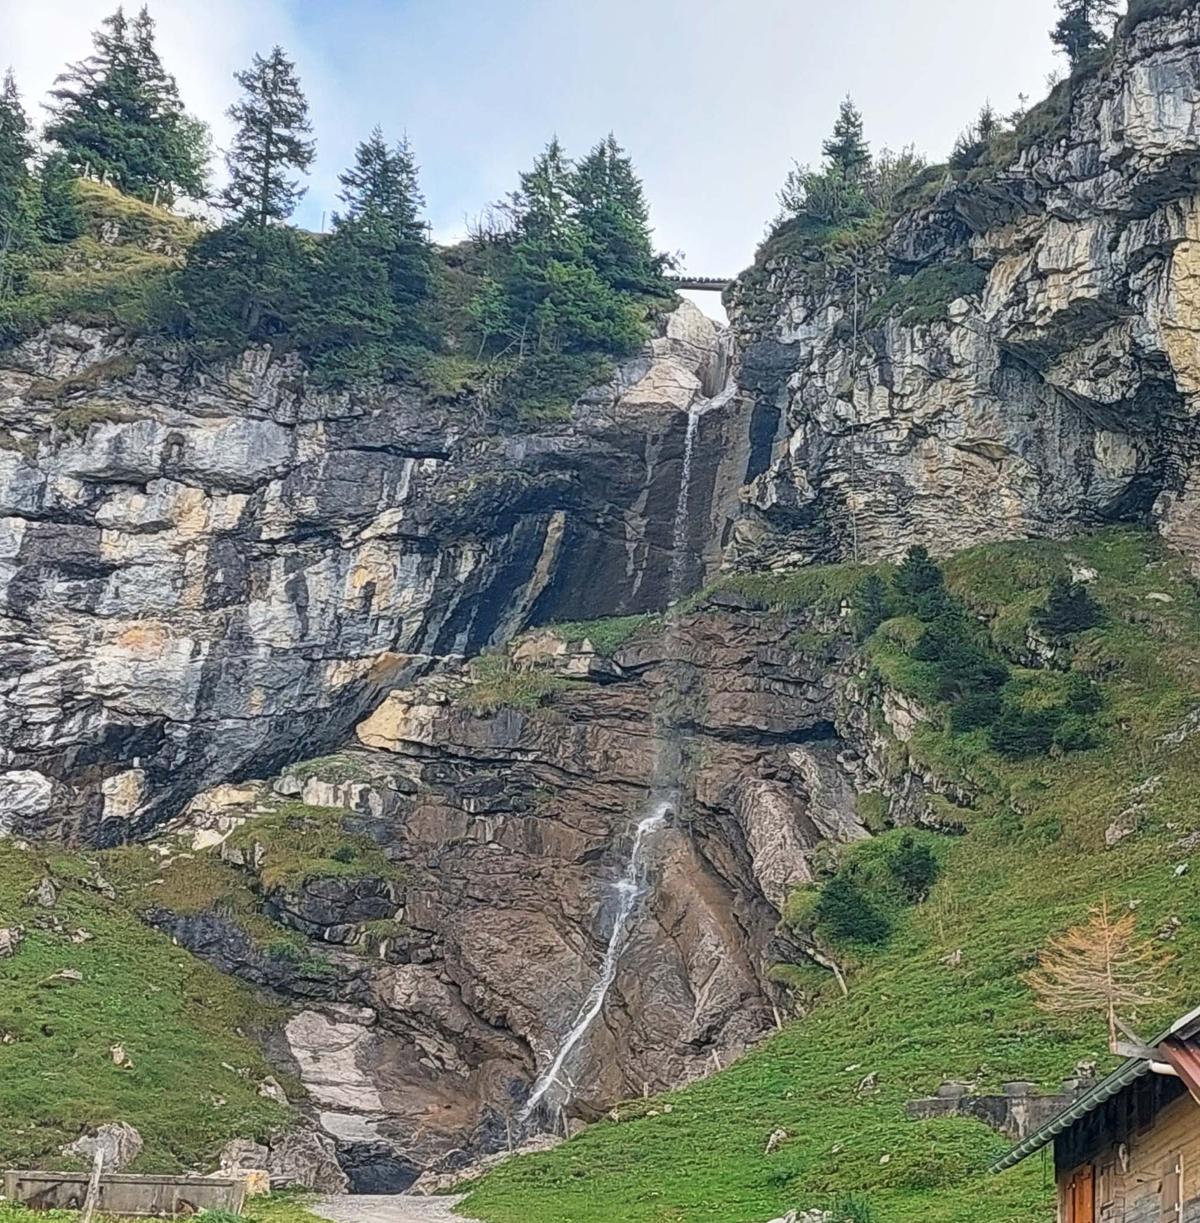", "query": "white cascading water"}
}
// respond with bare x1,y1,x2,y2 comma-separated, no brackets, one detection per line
520,799,670,1119
521,333,726,1127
